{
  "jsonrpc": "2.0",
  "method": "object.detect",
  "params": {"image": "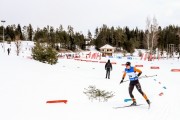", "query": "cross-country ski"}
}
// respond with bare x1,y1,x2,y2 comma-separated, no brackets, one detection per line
114,104,145,109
